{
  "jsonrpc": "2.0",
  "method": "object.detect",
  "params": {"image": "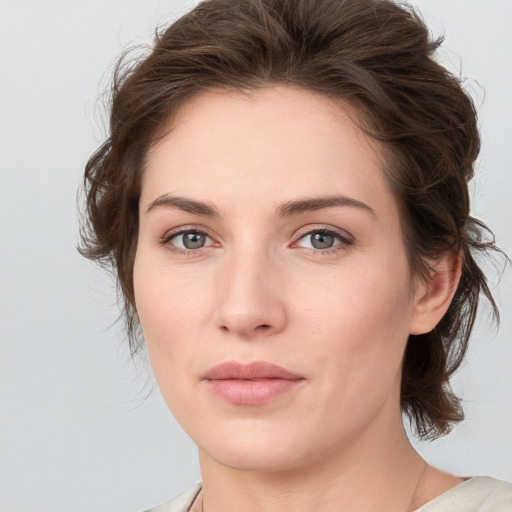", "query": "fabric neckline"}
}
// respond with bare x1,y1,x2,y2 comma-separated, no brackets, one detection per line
412,476,476,511
189,477,478,512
